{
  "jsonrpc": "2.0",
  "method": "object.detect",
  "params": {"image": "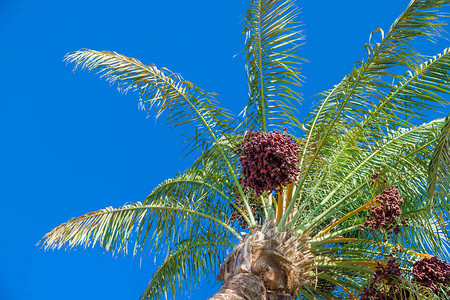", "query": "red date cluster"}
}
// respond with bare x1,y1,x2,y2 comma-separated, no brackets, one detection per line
238,130,300,196
360,258,406,299
361,186,407,239
412,256,450,292
360,255,450,298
